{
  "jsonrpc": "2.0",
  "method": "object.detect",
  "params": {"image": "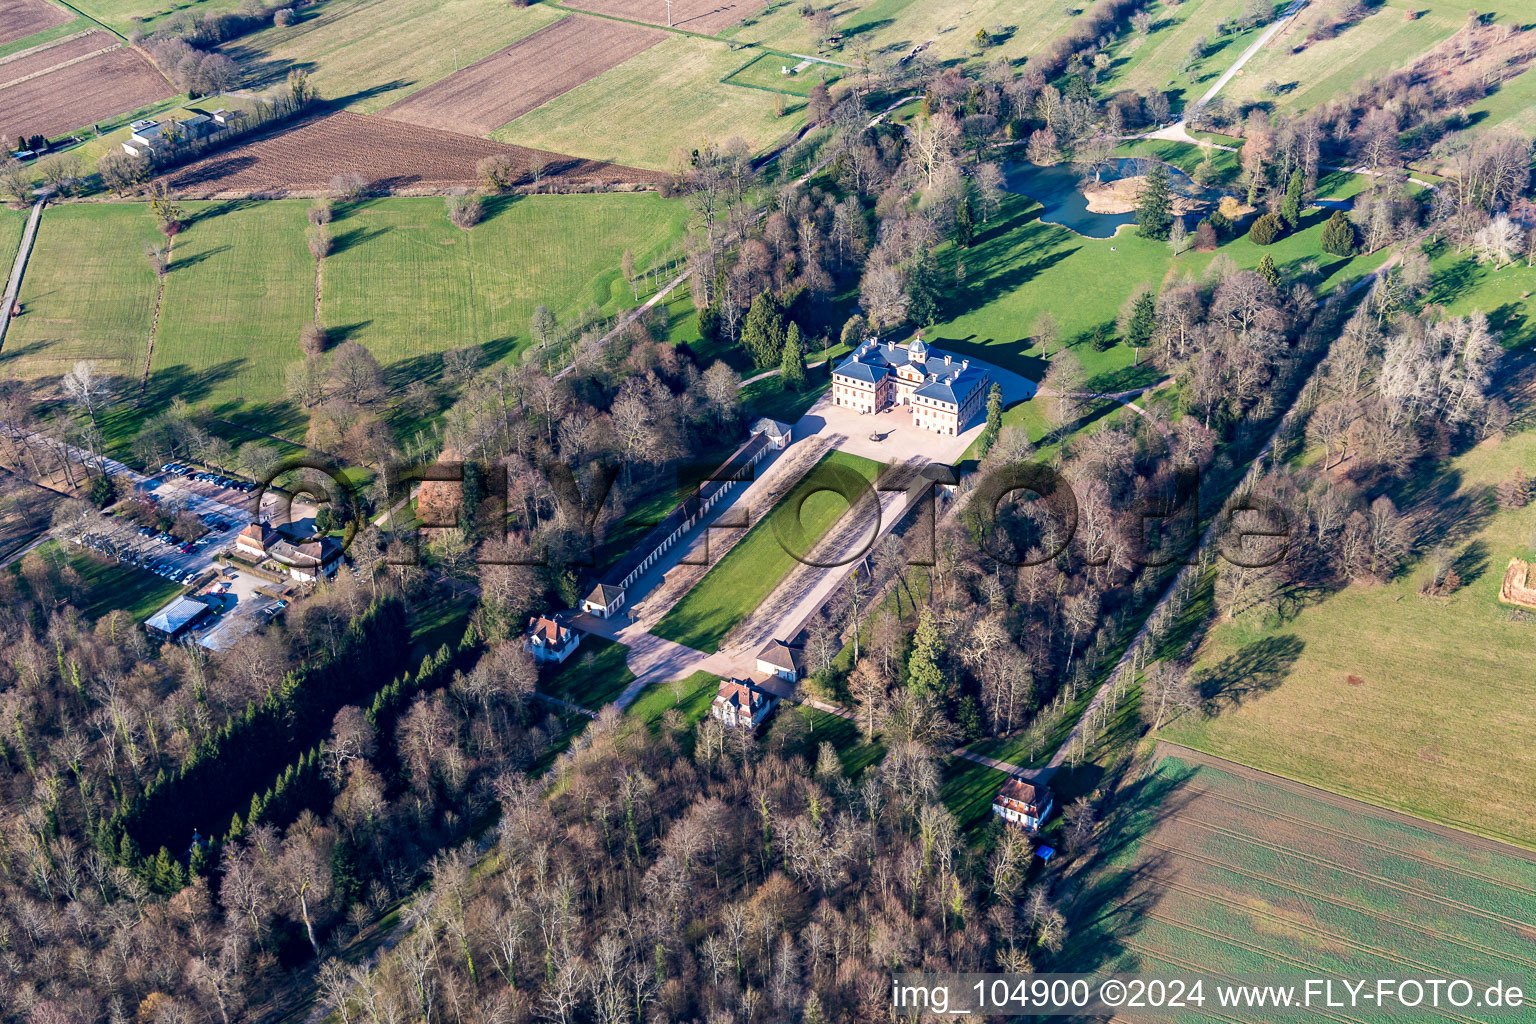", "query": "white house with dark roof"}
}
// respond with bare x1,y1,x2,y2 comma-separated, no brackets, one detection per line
831,336,991,436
